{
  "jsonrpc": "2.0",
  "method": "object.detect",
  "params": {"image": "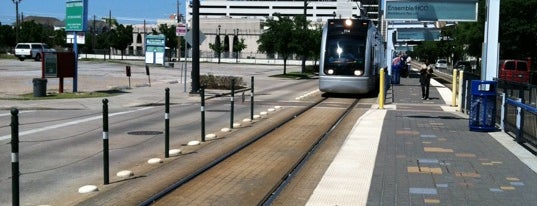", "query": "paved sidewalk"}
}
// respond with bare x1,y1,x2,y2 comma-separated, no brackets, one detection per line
307,70,537,205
